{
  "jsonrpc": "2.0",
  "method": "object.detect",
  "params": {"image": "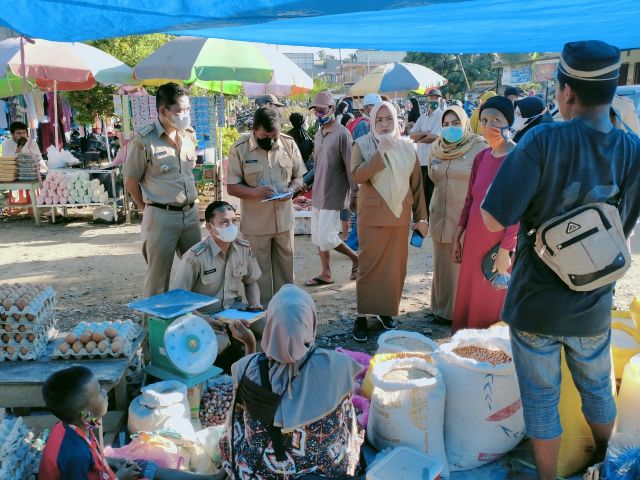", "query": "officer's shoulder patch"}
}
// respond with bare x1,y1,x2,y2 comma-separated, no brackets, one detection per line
190,241,208,256
232,134,251,148
137,124,154,137
235,238,251,248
